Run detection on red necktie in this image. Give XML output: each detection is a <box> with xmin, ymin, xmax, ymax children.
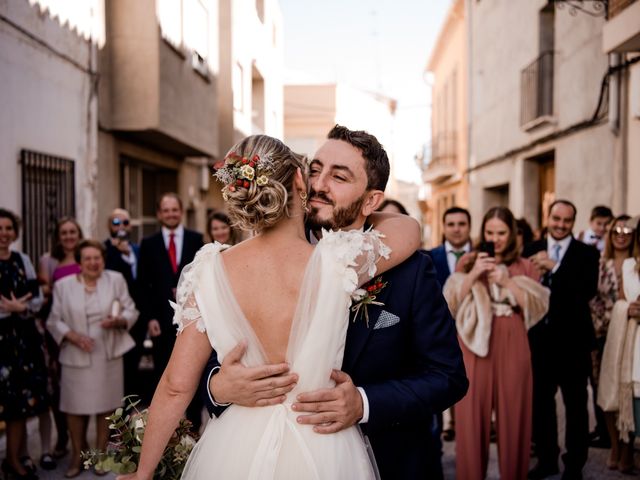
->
<box><xmin>168</xmin><ymin>232</ymin><xmax>177</xmax><ymax>274</ymax></box>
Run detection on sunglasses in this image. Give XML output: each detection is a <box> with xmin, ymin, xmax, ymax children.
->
<box><xmin>612</xmin><ymin>226</ymin><xmax>634</xmax><ymax>236</ymax></box>
<box><xmin>111</xmin><ymin>218</ymin><xmax>130</xmax><ymax>226</ymax></box>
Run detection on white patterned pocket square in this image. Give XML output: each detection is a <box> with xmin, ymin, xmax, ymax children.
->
<box><xmin>373</xmin><ymin>310</ymin><xmax>400</xmax><ymax>330</ymax></box>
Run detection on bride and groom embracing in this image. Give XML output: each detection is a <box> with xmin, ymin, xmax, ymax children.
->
<box><xmin>118</xmin><ymin>125</ymin><xmax>468</xmax><ymax>480</ymax></box>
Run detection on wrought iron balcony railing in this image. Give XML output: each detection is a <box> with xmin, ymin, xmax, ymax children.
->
<box><xmin>520</xmin><ymin>51</ymin><xmax>554</xmax><ymax>127</ymax></box>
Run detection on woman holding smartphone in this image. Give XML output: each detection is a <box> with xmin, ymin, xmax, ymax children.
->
<box><xmin>443</xmin><ymin>206</ymin><xmax>550</xmax><ymax>480</ymax></box>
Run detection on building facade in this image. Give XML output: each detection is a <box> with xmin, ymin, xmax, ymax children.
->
<box><xmin>423</xmin><ymin>0</ymin><xmax>468</xmax><ymax>247</ymax></box>
<box><xmin>1</xmin><ymin>0</ymin><xmax>284</xmax><ymax>260</ymax></box>
<box><xmin>467</xmin><ymin>0</ymin><xmax>623</xmax><ymax>234</ymax></box>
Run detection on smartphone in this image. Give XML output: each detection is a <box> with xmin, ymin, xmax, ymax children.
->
<box><xmin>478</xmin><ymin>241</ymin><xmax>495</xmax><ymax>257</ymax></box>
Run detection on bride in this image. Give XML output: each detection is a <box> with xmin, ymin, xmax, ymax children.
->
<box><xmin>118</xmin><ymin>135</ymin><xmax>418</xmax><ymax>479</ymax></box>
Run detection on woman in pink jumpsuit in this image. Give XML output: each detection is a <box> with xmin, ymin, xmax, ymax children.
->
<box><xmin>444</xmin><ymin>207</ymin><xmax>550</xmax><ymax>480</ymax></box>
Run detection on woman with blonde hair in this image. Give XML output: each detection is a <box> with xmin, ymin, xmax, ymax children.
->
<box><xmin>116</xmin><ymin>134</ymin><xmax>421</xmax><ymax>480</ymax></box>
<box><xmin>598</xmin><ymin>215</ymin><xmax>640</xmax><ymax>473</ymax></box>
<box><xmin>444</xmin><ymin>206</ymin><xmax>549</xmax><ymax>480</ymax></box>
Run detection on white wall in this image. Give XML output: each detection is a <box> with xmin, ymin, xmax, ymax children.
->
<box><xmin>0</xmin><ymin>0</ymin><xmax>99</xmax><ymax>239</ymax></box>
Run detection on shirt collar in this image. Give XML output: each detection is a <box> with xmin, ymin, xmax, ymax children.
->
<box><xmin>444</xmin><ymin>240</ymin><xmax>471</xmax><ymax>253</ymax></box>
<box><xmin>162</xmin><ymin>224</ymin><xmax>184</xmax><ymax>238</ymax></box>
<box><xmin>548</xmin><ymin>234</ymin><xmax>572</xmax><ymax>251</ymax></box>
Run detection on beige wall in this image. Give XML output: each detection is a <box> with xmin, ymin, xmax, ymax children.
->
<box><xmin>468</xmin><ymin>0</ymin><xmax>619</xmax><ymax>235</ymax></box>
<box><xmin>627</xmin><ymin>62</ymin><xmax>640</xmax><ymax>215</ymax></box>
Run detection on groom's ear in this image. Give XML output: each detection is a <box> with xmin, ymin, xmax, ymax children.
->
<box><xmin>361</xmin><ymin>190</ymin><xmax>385</xmax><ymax>217</ymax></box>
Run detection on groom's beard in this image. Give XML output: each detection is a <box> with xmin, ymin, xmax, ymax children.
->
<box><xmin>307</xmin><ymin>190</ymin><xmax>366</xmax><ymax>230</ymax></box>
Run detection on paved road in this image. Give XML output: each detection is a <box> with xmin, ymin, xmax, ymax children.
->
<box><xmin>2</xmin><ymin>397</ymin><xmax>638</xmax><ymax>479</ymax></box>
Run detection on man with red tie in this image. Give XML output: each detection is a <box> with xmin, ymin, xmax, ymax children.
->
<box><xmin>138</xmin><ymin>192</ymin><xmax>204</xmax><ymax>428</ymax></box>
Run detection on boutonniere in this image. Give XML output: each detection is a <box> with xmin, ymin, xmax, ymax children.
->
<box><xmin>351</xmin><ymin>276</ymin><xmax>388</xmax><ymax>328</ymax></box>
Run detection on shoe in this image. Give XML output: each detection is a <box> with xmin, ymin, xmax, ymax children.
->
<box><xmin>588</xmin><ymin>433</ymin><xmax>611</xmax><ymax>449</ymax></box>
<box><xmin>560</xmin><ymin>469</ymin><xmax>582</xmax><ymax>480</ymax></box>
<box><xmin>19</xmin><ymin>457</ymin><xmax>36</xmax><ymax>473</ymax></box>
<box><xmin>1</xmin><ymin>459</ymin><xmax>39</xmax><ymax>479</ymax></box>
<box><xmin>528</xmin><ymin>462</ymin><xmax>559</xmax><ymax>479</ymax></box>
<box><xmin>442</xmin><ymin>428</ymin><xmax>455</xmax><ymax>442</ymax></box>
<box><xmin>38</xmin><ymin>454</ymin><xmax>56</xmax><ymax>471</ymax></box>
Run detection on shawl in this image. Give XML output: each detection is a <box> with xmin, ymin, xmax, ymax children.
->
<box><xmin>443</xmin><ymin>265</ymin><xmax>550</xmax><ymax>357</ymax></box>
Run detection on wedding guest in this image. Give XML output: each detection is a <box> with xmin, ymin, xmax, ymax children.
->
<box><xmin>37</xmin><ymin>217</ymin><xmax>84</xmax><ymax>462</ymax></box>
<box><xmin>377</xmin><ymin>199</ymin><xmax>409</xmax><ymax>215</ymax></box>
<box><xmin>516</xmin><ymin>217</ymin><xmax>534</xmax><ymax>254</ymax></box>
<box><xmin>589</xmin><ymin>215</ymin><xmax>633</xmax><ymax>456</ymax></box>
<box><xmin>578</xmin><ymin>205</ymin><xmax>613</xmax><ymax>253</ymax></box>
<box><xmin>444</xmin><ymin>206</ymin><xmax>549</xmax><ymax>480</ymax></box>
<box><xmin>0</xmin><ymin>208</ymin><xmax>48</xmax><ymax>480</ymax></box>
<box><xmin>207</xmin><ymin>211</ymin><xmax>238</xmax><ymax>245</ymax></box>
<box><xmin>598</xmin><ymin>215</ymin><xmax>639</xmax><ymax>473</ymax></box>
<box><xmin>104</xmin><ymin>208</ymin><xmax>143</xmax><ymax>397</ymax></box>
<box><xmin>47</xmin><ymin>240</ymin><xmax>138</xmax><ymax>478</ymax></box>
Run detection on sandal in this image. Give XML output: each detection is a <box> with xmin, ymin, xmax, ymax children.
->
<box><xmin>39</xmin><ymin>453</ymin><xmax>57</xmax><ymax>471</ymax></box>
<box><xmin>52</xmin><ymin>445</ymin><xmax>69</xmax><ymax>459</ymax></box>
<box><xmin>19</xmin><ymin>456</ymin><xmax>36</xmax><ymax>473</ymax></box>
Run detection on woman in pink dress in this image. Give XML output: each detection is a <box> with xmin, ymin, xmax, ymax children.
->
<box><xmin>444</xmin><ymin>207</ymin><xmax>550</xmax><ymax>480</ymax></box>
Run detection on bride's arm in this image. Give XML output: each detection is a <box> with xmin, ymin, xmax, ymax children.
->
<box><xmin>117</xmin><ymin>324</ymin><xmax>212</xmax><ymax>480</ymax></box>
<box><xmin>365</xmin><ymin>211</ymin><xmax>421</xmax><ymax>276</ymax></box>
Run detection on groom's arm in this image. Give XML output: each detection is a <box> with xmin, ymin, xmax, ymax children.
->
<box><xmin>201</xmin><ymin>341</ymin><xmax>298</xmax><ymax>417</ymax></box>
<box><xmin>294</xmin><ymin>253</ymin><xmax>469</xmax><ymax>432</ymax></box>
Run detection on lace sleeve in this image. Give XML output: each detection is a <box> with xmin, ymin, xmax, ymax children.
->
<box><xmin>170</xmin><ymin>293</ymin><xmax>205</xmax><ymax>334</ymax></box>
<box><xmin>169</xmin><ymin>243</ymin><xmax>223</xmax><ymax>334</ymax></box>
<box><xmin>319</xmin><ymin>228</ymin><xmax>391</xmax><ymax>294</ymax></box>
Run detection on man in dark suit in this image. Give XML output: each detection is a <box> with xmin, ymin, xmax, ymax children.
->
<box><xmin>524</xmin><ymin>199</ymin><xmax>599</xmax><ymax>480</ymax></box>
<box><xmin>426</xmin><ymin>206</ymin><xmax>471</xmax><ymax>444</ymax></box>
<box><xmin>103</xmin><ymin>208</ymin><xmax>142</xmax><ymax>397</ymax></box>
<box><xmin>137</xmin><ymin>192</ymin><xmax>204</xmax><ymax>429</ymax></box>
<box><xmin>201</xmin><ymin>125</ymin><xmax>468</xmax><ymax>479</ymax></box>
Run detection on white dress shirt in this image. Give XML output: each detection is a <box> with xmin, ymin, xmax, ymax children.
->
<box><xmin>444</xmin><ymin>240</ymin><xmax>471</xmax><ymax>274</ymax></box>
<box><xmin>162</xmin><ymin>224</ymin><xmax>184</xmax><ymax>266</ymax></box>
<box><xmin>581</xmin><ymin>227</ymin><xmax>605</xmax><ymax>253</ymax></box>
<box><xmin>547</xmin><ymin>235</ymin><xmax>572</xmax><ymax>274</ymax></box>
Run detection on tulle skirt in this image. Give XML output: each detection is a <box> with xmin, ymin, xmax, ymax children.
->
<box><xmin>181</xmin><ymin>403</ymin><xmax>377</xmax><ymax>479</ymax></box>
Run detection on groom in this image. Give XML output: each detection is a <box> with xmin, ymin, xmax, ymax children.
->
<box><xmin>201</xmin><ymin>125</ymin><xmax>468</xmax><ymax>479</ymax></box>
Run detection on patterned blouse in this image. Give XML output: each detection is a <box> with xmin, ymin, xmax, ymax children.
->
<box><xmin>590</xmin><ymin>258</ymin><xmax>621</xmax><ymax>338</ymax></box>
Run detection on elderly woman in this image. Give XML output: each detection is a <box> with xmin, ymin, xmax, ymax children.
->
<box><xmin>444</xmin><ymin>206</ymin><xmax>549</xmax><ymax>480</ymax></box>
<box><xmin>598</xmin><ymin>216</ymin><xmax>640</xmax><ymax>473</ymax></box>
<box><xmin>0</xmin><ymin>208</ymin><xmax>47</xmax><ymax>480</ymax></box>
<box><xmin>47</xmin><ymin>239</ymin><xmax>138</xmax><ymax>478</ymax></box>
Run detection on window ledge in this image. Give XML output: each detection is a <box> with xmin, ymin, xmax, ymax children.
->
<box><xmin>521</xmin><ymin>115</ymin><xmax>556</xmax><ymax>132</ymax></box>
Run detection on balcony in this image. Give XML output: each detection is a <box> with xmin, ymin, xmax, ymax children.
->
<box><xmin>603</xmin><ymin>0</ymin><xmax>640</xmax><ymax>52</ymax></box>
<box><xmin>102</xmin><ymin>0</ymin><xmax>218</xmax><ymax>157</ymax></box>
<box><xmin>423</xmin><ymin>132</ymin><xmax>458</xmax><ymax>184</ymax></box>
<box><xmin>520</xmin><ymin>51</ymin><xmax>554</xmax><ymax>130</ymax></box>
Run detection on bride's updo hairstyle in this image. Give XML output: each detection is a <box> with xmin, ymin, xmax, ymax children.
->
<box><xmin>215</xmin><ymin>135</ymin><xmax>307</xmax><ymax>232</ymax></box>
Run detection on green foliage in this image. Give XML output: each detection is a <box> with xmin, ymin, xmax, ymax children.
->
<box><xmin>81</xmin><ymin>395</ymin><xmax>197</xmax><ymax>480</ymax></box>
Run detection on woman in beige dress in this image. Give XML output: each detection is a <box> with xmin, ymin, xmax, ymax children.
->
<box><xmin>47</xmin><ymin>239</ymin><xmax>138</xmax><ymax>477</ymax></box>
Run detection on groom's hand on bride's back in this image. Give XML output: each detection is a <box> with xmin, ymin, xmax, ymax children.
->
<box><xmin>292</xmin><ymin>370</ymin><xmax>363</xmax><ymax>434</ymax></box>
<box><xmin>210</xmin><ymin>341</ymin><xmax>299</xmax><ymax>407</ymax></box>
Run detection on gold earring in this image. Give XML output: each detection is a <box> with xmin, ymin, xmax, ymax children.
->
<box><xmin>299</xmin><ymin>191</ymin><xmax>308</xmax><ymax>212</ymax></box>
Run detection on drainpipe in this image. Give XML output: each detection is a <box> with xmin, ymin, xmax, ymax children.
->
<box><xmin>609</xmin><ymin>53</ymin><xmax>620</xmax><ymax>134</ymax></box>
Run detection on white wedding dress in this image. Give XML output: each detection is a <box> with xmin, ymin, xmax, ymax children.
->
<box><xmin>172</xmin><ymin>230</ymin><xmax>389</xmax><ymax>480</ymax></box>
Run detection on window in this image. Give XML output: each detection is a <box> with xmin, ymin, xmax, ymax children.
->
<box><xmin>120</xmin><ymin>156</ymin><xmax>178</xmax><ymax>242</ymax></box>
<box><xmin>184</xmin><ymin>0</ymin><xmax>209</xmax><ymax>61</ymax></box>
<box><xmin>256</xmin><ymin>0</ymin><xmax>265</xmax><ymax>23</ymax></box>
<box><xmin>157</xmin><ymin>0</ymin><xmax>183</xmax><ymax>48</ymax></box>
<box><xmin>20</xmin><ymin>150</ymin><xmax>75</xmax><ymax>262</ymax></box>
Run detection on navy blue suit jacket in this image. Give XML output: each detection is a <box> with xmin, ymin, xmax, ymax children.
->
<box><xmin>426</xmin><ymin>244</ymin><xmax>451</xmax><ymax>289</ymax></box>
<box><xmin>201</xmin><ymin>251</ymin><xmax>468</xmax><ymax>479</ymax></box>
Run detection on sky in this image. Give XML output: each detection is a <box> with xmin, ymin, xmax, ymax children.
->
<box><xmin>279</xmin><ymin>0</ymin><xmax>452</xmax><ymax>183</ymax></box>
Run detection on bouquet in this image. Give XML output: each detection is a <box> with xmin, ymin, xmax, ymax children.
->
<box><xmin>82</xmin><ymin>396</ymin><xmax>197</xmax><ymax>479</ymax></box>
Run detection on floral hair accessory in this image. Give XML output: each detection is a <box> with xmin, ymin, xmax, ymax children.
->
<box><xmin>214</xmin><ymin>152</ymin><xmax>276</xmax><ymax>200</ymax></box>
<box><xmin>351</xmin><ymin>276</ymin><xmax>388</xmax><ymax>327</ymax></box>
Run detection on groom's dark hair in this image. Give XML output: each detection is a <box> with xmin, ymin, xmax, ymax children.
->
<box><xmin>327</xmin><ymin>125</ymin><xmax>390</xmax><ymax>192</ymax></box>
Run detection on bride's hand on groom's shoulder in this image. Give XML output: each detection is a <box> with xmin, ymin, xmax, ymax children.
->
<box><xmin>211</xmin><ymin>341</ymin><xmax>299</xmax><ymax>407</ymax></box>
<box><xmin>292</xmin><ymin>370</ymin><xmax>363</xmax><ymax>434</ymax></box>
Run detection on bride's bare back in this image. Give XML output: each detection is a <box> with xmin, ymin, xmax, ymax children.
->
<box><xmin>221</xmin><ymin>236</ymin><xmax>314</xmax><ymax>363</ymax></box>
